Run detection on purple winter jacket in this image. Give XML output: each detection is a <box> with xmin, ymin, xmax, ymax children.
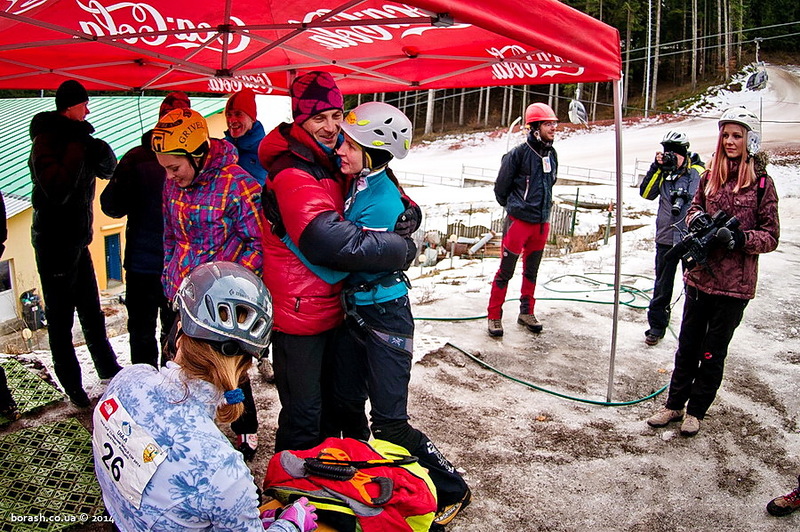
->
<box><xmin>684</xmin><ymin>160</ymin><xmax>779</xmax><ymax>300</ymax></box>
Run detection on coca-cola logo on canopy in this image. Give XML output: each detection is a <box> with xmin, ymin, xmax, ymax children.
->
<box><xmin>5</xmin><ymin>0</ymin><xmax>49</xmax><ymax>15</ymax></box>
<box><xmin>76</xmin><ymin>0</ymin><xmax>251</xmax><ymax>53</ymax></box>
<box><xmin>487</xmin><ymin>45</ymin><xmax>585</xmax><ymax>80</ymax></box>
<box><xmin>292</xmin><ymin>5</ymin><xmax>470</xmax><ymax>51</ymax></box>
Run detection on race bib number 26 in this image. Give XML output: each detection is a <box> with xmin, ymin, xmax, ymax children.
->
<box><xmin>92</xmin><ymin>396</ymin><xmax>167</xmax><ymax>509</ymax></box>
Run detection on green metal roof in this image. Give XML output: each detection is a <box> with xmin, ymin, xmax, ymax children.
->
<box><xmin>0</xmin><ymin>96</ymin><xmax>227</xmax><ymax>203</ymax></box>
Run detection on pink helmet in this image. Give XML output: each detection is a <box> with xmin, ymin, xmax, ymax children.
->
<box><xmin>525</xmin><ymin>103</ymin><xmax>557</xmax><ymax>125</ymax></box>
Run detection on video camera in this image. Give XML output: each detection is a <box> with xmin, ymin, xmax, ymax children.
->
<box><xmin>665</xmin><ymin>210</ymin><xmax>740</xmax><ymax>270</ymax></box>
<box><xmin>670</xmin><ymin>187</ymin><xmax>690</xmax><ymax>216</ymax></box>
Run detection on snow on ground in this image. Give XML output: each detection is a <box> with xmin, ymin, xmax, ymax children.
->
<box><xmin>4</xmin><ymin>63</ymin><xmax>800</xmax><ymax>531</ymax></box>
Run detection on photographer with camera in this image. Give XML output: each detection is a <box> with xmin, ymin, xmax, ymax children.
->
<box><xmin>639</xmin><ymin>131</ymin><xmax>703</xmax><ymax>346</ymax></box>
<box><xmin>647</xmin><ymin>107</ymin><xmax>779</xmax><ymax>437</ymax></box>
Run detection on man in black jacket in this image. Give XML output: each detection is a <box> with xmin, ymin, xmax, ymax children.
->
<box><xmin>638</xmin><ymin>130</ymin><xmax>702</xmax><ymax>346</ymax></box>
<box><xmin>29</xmin><ymin>79</ymin><xmax>122</xmax><ymax>407</ymax></box>
<box><xmin>488</xmin><ymin>103</ymin><xmax>558</xmax><ymax>337</ymax></box>
<box><xmin>101</xmin><ymin>92</ymin><xmax>190</xmax><ymax>367</ymax></box>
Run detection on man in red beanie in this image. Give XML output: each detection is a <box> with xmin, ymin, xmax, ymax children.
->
<box><xmin>224</xmin><ymin>88</ymin><xmax>267</xmax><ymax>186</ymax></box>
<box><xmin>100</xmin><ymin>92</ymin><xmax>190</xmax><ymax>369</ymax></box>
<box><xmin>29</xmin><ymin>79</ymin><xmax>122</xmax><ymax>407</ymax></box>
<box><xmin>258</xmin><ymin>71</ymin><xmax>419</xmax><ymax>452</ymax></box>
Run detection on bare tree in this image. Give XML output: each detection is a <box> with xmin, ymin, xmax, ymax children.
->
<box><xmin>459</xmin><ymin>89</ymin><xmax>466</xmax><ymax>126</ymax></box>
<box><xmin>723</xmin><ymin>0</ymin><xmax>730</xmax><ymax>79</ymax></box>
<box><xmin>650</xmin><ymin>0</ymin><xmax>662</xmax><ymax>111</ymax></box>
<box><xmin>716</xmin><ymin>0</ymin><xmax>723</xmax><ymax>74</ymax></box>
<box><xmin>484</xmin><ymin>87</ymin><xmax>491</xmax><ymax>126</ymax></box>
<box><xmin>691</xmin><ymin>0</ymin><xmax>698</xmax><ymax>89</ymax></box>
<box><xmin>501</xmin><ymin>87</ymin><xmax>508</xmax><ymax>126</ymax></box>
<box><xmin>477</xmin><ymin>87</ymin><xmax>484</xmax><ymax>125</ymax></box>
<box><xmin>424</xmin><ymin>89</ymin><xmax>435</xmax><ymax>135</ymax></box>
<box><xmin>623</xmin><ymin>3</ymin><xmax>633</xmax><ymax>112</ymax></box>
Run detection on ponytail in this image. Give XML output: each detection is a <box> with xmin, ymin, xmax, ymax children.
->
<box><xmin>174</xmin><ymin>335</ymin><xmax>252</xmax><ymax>423</ymax></box>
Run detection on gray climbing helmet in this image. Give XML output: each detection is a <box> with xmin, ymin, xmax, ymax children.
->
<box><xmin>174</xmin><ymin>262</ymin><xmax>273</xmax><ymax>357</ymax></box>
<box><xmin>341</xmin><ymin>101</ymin><xmax>413</xmax><ymax>160</ymax></box>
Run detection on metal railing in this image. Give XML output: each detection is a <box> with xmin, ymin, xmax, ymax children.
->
<box><xmin>398</xmin><ymin>164</ymin><xmax>636</xmax><ymax>188</ymax></box>
<box><xmin>394</xmin><ymin>170</ymin><xmax>464</xmax><ymax>187</ymax></box>
<box><xmin>461</xmin><ymin>164</ymin><xmax>636</xmax><ymax>186</ymax></box>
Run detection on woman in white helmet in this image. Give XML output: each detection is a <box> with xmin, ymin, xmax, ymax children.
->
<box><xmin>92</xmin><ymin>261</ymin><xmax>318</xmax><ymax>531</ymax></box>
<box><xmin>647</xmin><ymin>107</ymin><xmax>779</xmax><ymax>437</ymax></box>
<box><xmin>331</xmin><ymin>102</ymin><xmax>471</xmax><ymax>526</ymax></box>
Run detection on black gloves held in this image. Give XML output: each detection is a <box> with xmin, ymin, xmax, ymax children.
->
<box><xmin>395</xmin><ymin>194</ymin><xmax>422</xmax><ymax>237</ymax></box>
<box><xmin>730</xmin><ymin>228</ymin><xmax>746</xmax><ymax>250</ymax></box>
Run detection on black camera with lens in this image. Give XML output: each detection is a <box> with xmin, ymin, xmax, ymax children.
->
<box><xmin>660</xmin><ymin>151</ymin><xmax>679</xmax><ymax>172</ymax></box>
<box><xmin>670</xmin><ymin>187</ymin><xmax>690</xmax><ymax>216</ymax></box>
<box><xmin>665</xmin><ymin>210</ymin><xmax>740</xmax><ymax>271</ymax></box>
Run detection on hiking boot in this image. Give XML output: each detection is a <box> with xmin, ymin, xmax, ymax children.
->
<box><xmin>646</xmin><ymin>407</ymin><xmax>684</xmax><ymax>427</ymax></box>
<box><xmin>644</xmin><ymin>330</ymin><xmax>663</xmax><ymax>346</ymax></box>
<box><xmin>680</xmin><ymin>414</ymin><xmax>700</xmax><ymax>437</ymax></box>
<box><xmin>433</xmin><ymin>487</ymin><xmax>472</xmax><ymax>526</ymax></box>
<box><xmin>767</xmin><ymin>475</ymin><xmax>800</xmax><ymax>516</ymax></box>
<box><xmin>67</xmin><ymin>389</ymin><xmax>91</xmax><ymax>409</ymax></box>
<box><xmin>517</xmin><ymin>313</ymin><xmax>543</xmax><ymax>333</ymax></box>
<box><xmin>236</xmin><ymin>433</ymin><xmax>258</xmax><ymax>461</ymax></box>
<box><xmin>487</xmin><ymin>319</ymin><xmax>504</xmax><ymax>337</ymax></box>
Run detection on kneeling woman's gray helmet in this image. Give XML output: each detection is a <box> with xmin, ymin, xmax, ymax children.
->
<box><xmin>174</xmin><ymin>262</ymin><xmax>272</xmax><ymax>357</ymax></box>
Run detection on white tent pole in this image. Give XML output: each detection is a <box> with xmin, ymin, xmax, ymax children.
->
<box><xmin>606</xmin><ymin>77</ymin><xmax>624</xmax><ymax>403</ymax></box>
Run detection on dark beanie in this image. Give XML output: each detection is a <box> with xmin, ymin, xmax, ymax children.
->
<box><xmin>55</xmin><ymin>80</ymin><xmax>89</xmax><ymax>111</ymax></box>
<box><xmin>226</xmin><ymin>88</ymin><xmax>257</xmax><ymax>121</ymax></box>
<box><xmin>290</xmin><ymin>71</ymin><xmax>344</xmax><ymax>125</ymax></box>
<box><xmin>160</xmin><ymin>91</ymin><xmax>191</xmax><ymax>117</ymax></box>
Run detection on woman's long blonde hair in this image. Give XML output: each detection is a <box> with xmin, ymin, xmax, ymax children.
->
<box><xmin>705</xmin><ymin>123</ymin><xmax>756</xmax><ymax>196</ymax></box>
<box><xmin>174</xmin><ymin>335</ymin><xmax>252</xmax><ymax>423</ymax></box>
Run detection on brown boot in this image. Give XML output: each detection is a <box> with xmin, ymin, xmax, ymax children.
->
<box><xmin>517</xmin><ymin>313</ymin><xmax>543</xmax><ymax>333</ymax></box>
<box><xmin>487</xmin><ymin>319</ymin><xmax>503</xmax><ymax>337</ymax></box>
<box><xmin>646</xmin><ymin>407</ymin><xmax>684</xmax><ymax>428</ymax></box>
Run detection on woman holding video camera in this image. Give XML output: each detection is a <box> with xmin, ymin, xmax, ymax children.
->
<box><xmin>647</xmin><ymin>107</ymin><xmax>779</xmax><ymax>437</ymax></box>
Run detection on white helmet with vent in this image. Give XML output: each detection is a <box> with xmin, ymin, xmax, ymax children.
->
<box><xmin>341</xmin><ymin>102</ymin><xmax>413</xmax><ymax>160</ymax></box>
<box><xmin>719</xmin><ymin>106</ymin><xmax>762</xmax><ymax>155</ymax></box>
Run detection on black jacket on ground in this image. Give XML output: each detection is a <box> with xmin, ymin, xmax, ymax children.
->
<box><xmin>28</xmin><ymin>111</ymin><xmax>116</xmax><ymax>254</ymax></box>
<box><xmin>100</xmin><ymin>131</ymin><xmax>165</xmax><ymax>275</ymax></box>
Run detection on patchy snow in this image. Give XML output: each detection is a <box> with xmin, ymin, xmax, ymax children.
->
<box><xmin>3</xmin><ymin>63</ymin><xmax>800</xmax><ymax>531</ymax></box>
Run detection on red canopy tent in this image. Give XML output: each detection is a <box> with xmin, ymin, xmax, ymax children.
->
<box><xmin>0</xmin><ymin>0</ymin><xmax>630</xmax><ymax>402</ymax></box>
<box><xmin>0</xmin><ymin>0</ymin><xmax>620</xmax><ymax>93</ymax></box>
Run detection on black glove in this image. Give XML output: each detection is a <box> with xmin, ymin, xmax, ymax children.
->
<box><xmin>402</xmin><ymin>237</ymin><xmax>418</xmax><ymax>271</ymax></box>
<box><xmin>730</xmin><ymin>228</ymin><xmax>746</xmax><ymax>250</ymax></box>
<box><xmin>395</xmin><ymin>194</ymin><xmax>422</xmax><ymax>237</ymax></box>
<box><xmin>688</xmin><ymin>212</ymin><xmax>711</xmax><ymax>234</ymax></box>
<box><xmin>262</xmin><ymin>189</ymin><xmax>286</xmax><ymax>238</ymax></box>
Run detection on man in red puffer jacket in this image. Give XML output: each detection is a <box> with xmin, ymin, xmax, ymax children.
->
<box><xmin>258</xmin><ymin>72</ymin><xmax>418</xmax><ymax>452</ymax></box>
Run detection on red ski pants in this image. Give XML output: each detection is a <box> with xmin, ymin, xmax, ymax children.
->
<box><xmin>487</xmin><ymin>216</ymin><xmax>549</xmax><ymax>320</ymax></box>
